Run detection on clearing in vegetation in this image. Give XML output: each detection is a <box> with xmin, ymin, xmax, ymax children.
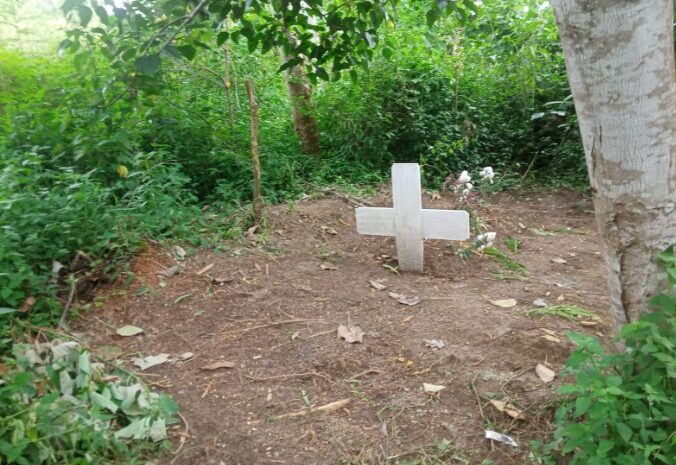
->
<box><xmin>74</xmin><ymin>189</ymin><xmax>611</xmax><ymax>464</ymax></box>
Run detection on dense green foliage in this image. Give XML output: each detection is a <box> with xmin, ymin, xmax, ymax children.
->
<box><xmin>0</xmin><ymin>0</ymin><xmax>584</xmax><ymax>319</ymax></box>
<box><xmin>0</xmin><ymin>336</ymin><xmax>177</xmax><ymax>464</ymax></box>
<box><xmin>533</xmin><ymin>249</ymin><xmax>676</xmax><ymax>465</ymax></box>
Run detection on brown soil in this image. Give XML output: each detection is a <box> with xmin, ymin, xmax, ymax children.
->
<box><xmin>76</xmin><ymin>188</ymin><xmax>611</xmax><ymax>465</ymax></box>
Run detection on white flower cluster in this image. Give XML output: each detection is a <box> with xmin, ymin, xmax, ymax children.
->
<box><xmin>476</xmin><ymin>231</ymin><xmax>496</xmax><ymax>251</ymax></box>
<box><xmin>455</xmin><ymin>170</ymin><xmax>473</xmax><ymax>201</ymax></box>
<box><xmin>479</xmin><ymin>166</ymin><xmax>495</xmax><ymax>184</ymax></box>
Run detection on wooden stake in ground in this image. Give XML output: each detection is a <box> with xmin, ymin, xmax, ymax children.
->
<box><xmin>245</xmin><ymin>80</ymin><xmax>263</xmax><ymax>219</ymax></box>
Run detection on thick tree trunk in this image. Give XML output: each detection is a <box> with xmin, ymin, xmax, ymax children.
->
<box><xmin>280</xmin><ymin>55</ymin><xmax>322</xmax><ymax>156</ymax></box>
<box><xmin>552</xmin><ymin>0</ymin><xmax>675</xmax><ymax>333</ymax></box>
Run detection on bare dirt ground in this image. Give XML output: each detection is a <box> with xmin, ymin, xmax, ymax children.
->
<box><xmin>76</xmin><ymin>188</ymin><xmax>611</xmax><ymax>465</ymax></box>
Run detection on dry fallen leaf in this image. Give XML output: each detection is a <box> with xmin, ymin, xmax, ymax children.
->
<box><xmin>116</xmin><ymin>325</ymin><xmax>144</xmax><ymax>337</ymax></box>
<box><xmin>490</xmin><ymin>298</ymin><xmax>517</xmax><ymax>308</ymax></box>
<box><xmin>532</xmin><ymin>298</ymin><xmax>548</xmax><ymax>308</ymax></box>
<box><xmin>424</xmin><ymin>339</ymin><xmax>446</xmax><ymax>349</ymax></box>
<box><xmin>197</xmin><ymin>263</ymin><xmax>214</xmax><ymax>275</ymax></box>
<box><xmin>171</xmin><ymin>245</ymin><xmax>187</xmax><ymax>260</ymax></box>
<box><xmin>536</xmin><ymin>364</ymin><xmax>556</xmax><ymax>383</ymax></box>
<box><xmin>245</xmin><ymin>225</ymin><xmax>259</xmax><ymax>240</ymax></box>
<box><xmin>133</xmin><ymin>354</ymin><xmax>170</xmax><ymax>371</ymax></box>
<box><xmin>541</xmin><ymin>334</ymin><xmax>561</xmax><ymax>343</ymax></box>
<box><xmin>212</xmin><ymin>276</ymin><xmax>234</xmax><ymax>285</ymax></box>
<box><xmin>551</xmin><ymin>257</ymin><xmax>568</xmax><ymax>264</ymax></box>
<box><xmin>156</xmin><ymin>265</ymin><xmax>180</xmax><ymax>278</ymax></box>
<box><xmin>201</xmin><ymin>361</ymin><xmax>236</xmax><ymax>371</ymax></box>
<box><xmin>320</xmin><ymin>262</ymin><xmax>338</xmax><ymax>271</ymax></box>
<box><xmin>321</xmin><ymin>226</ymin><xmax>338</xmax><ymax>235</ymax></box>
<box><xmin>337</xmin><ymin>324</ymin><xmax>365</xmax><ymax>343</ymax></box>
<box><xmin>369</xmin><ymin>279</ymin><xmax>387</xmax><ymax>291</ymax></box>
<box><xmin>489</xmin><ymin>400</ymin><xmax>528</xmax><ymax>420</ymax></box>
<box><xmin>173</xmin><ymin>352</ymin><xmax>195</xmax><ymax>362</ymax></box>
<box><xmin>18</xmin><ymin>296</ymin><xmax>36</xmax><ymax>313</ymax></box>
<box><xmin>580</xmin><ymin>320</ymin><xmax>598</xmax><ymax>326</ymax></box>
<box><xmin>423</xmin><ymin>383</ymin><xmax>446</xmax><ymax>394</ymax></box>
<box><xmin>389</xmin><ymin>292</ymin><xmax>421</xmax><ymax>306</ymax></box>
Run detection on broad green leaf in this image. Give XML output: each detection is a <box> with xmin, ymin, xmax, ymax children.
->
<box><xmin>149</xmin><ymin>417</ymin><xmax>167</xmax><ymax>442</ymax></box>
<box><xmin>94</xmin><ymin>5</ymin><xmax>109</xmax><ymax>25</ymax></box>
<box><xmin>114</xmin><ymin>417</ymin><xmax>151</xmax><ymax>440</ymax></box>
<box><xmin>217</xmin><ymin>31</ymin><xmax>229</xmax><ymax>46</ymax></box>
<box><xmin>77</xmin><ymin>5</ymin><xmax>92</xmax><ymax>27</ymax></box>
<box><xmin>176</xmin><ymin>45</ymin><xmax>196</xmax><ymax>60</ymax></box>
<box><xmin>91</xmin><ymin>390</ymin><xmax>119</xmax><ymax>413</ymax></box>
<box><xmin>134</xmin><ymin>55</ymin><xmax>161</xmax><ymax>76</ymax></box>
<box><xmin>574</xmin><ymin>396</ymin><xmax>592</xmax><ymax>417</ymax></box>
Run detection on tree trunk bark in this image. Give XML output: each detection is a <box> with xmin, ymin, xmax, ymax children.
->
<box><xmin>245</xmin><ymin>80</ymin><xmax>263</xmax><ymax>220</ymax></box>
<box><xmin>280</xmin><ymin>54</ymin><xmax>322</xmax><ymax>156</ymax></box>
<box><xmin>551</xmin><ymin>0</ymin><xmax>675</xmax><ymax>333</ymax></box>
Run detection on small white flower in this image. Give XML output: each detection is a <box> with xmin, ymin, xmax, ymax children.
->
<box><xmin>465</xmin><ymin>182</ymin><xmax>473</xmax><ymax>191</ymax></box>
<box><xmin>479</xmin><ymin>167</ymin><xmax>495</xmax><ymax>184</ymax></box>
<box><xmin>457</xmin><ymin>170</ymin><xmax>472</xmax><ymax>184</ymax></box>
<box><xmin>476</xmin><ymin>232</ymin><xmax>496</xmax><ymax>250</ymax></box>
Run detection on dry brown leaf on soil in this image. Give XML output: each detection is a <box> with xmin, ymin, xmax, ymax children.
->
<box><xmin>201</xmin><ymin>361</ymin><xmax>236</xmax><ymax>371</ymax></box>
<box><xmin>321</xmin><ymin>226</ymin><xmax>338</xmax><ymax>235</ymax></box>
<box><xmin>337</xmin><ymin>324</ymin><xmax>364</xmax><ymax>343</ymax></box>
<box><xmin>551</xmin><ymin>257</ymin><xmax>568</xmax><ymax>264</ymax></box>
<box><xmin>265</xmin><ymin>398</ymin><xmax>350</xmax><ymax>422</ymax></box>
<box><xmin>423</xmin><ymin>383</ymin><xmax>446</xmax><ymax>394</ymax></box>
<box><xmin>536</xmin><ymin>364</ymin><xmax>556</xmax><ymax>383</ymax></box>
<box><xmin>320</xmin><ymin>262</ymin><xmax>338</xmax><ymax>271</ymax></box>
<box><xmin>18</xmin><ymin>296</ymin><xmax>36</xmax><ymax>313</ymax></box>
<box><xmin>245</xmin><ymin>225</ymin><xmax>259</xmax><ymax>240</ymax></box>
<box><xmin>133</xmin><ymin>354</ymin><xmax>170</xmax><ymax>371</ymax></box>
<box><xmin>489</xmin><ymin>400</ymin><xmax>528</xmax><ymax>420</ymax></box>
<box><xmin>389</xmin><ymin>292</ymin><xmax>421</xmax><ymax>306</ymax></box>
<box><xmin>580</xmin><ymin>320</ymin><xmax>598</xmax><ymax>326</ymax></box>
<box><xmin>116</xmin><ymin>325</ymin><xmax>144</xmax><ymax>337</ymax></box>
<box><xmin>196</xmin><ymin>263</ymin><xmax>214</xmax><ymax>275</ymax></box>
<box><xmin>212</xmin><ymin>276</ymin><xmax>234</xmax><ymax>284</ymax></box>
<box><xmin>156</xmin><ymin>265</ymin><xmax>180</xmax><ymax>278</ymax></box>
<box><xmin>369</xmin><ymin>279</ymin><xmax>387</xmax><ymax>291</ymax></box>
<box><xmin>541</xmin><ymin>334</ymin><xmax>561</xmax><ymax>343</ymax></box>
<box><xmin>490</xmin><ymin>298</ymin><xmax>517</xmax><ymax>308</ymax></box>
<box><xmin>171</xmin><ymin>245</ymin><xmax>187</xmax><ymax>260</ymax></box>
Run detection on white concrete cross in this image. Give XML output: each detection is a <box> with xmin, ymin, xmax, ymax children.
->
<box><xmin>355</xmin><ymin>163</ymin><xmax>470</xmax><ymax>272</ymax></box>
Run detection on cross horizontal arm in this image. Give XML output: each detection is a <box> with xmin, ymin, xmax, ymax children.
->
<box><xmin>356</xmin><ymin>207</ymin><xmax>470</xmax><ymax>241</ymax></box>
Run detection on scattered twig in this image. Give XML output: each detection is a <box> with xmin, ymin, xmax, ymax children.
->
<box><xmin>250</xmin><ymin>398</ymin><xmax>350</xmax><ymax>424</ymax></box>
<box><xmin>245</xmin><ymin>371</ymin><xmax>332</xmax><ymax>383</ymax></box>
<box><xmin>470</xmin><ymin>373</ymin><xmax>486</xmax><ymax>421</ymax></box>
<box><xmin>221</xmin><ymin>318</ymin><xmax>325</xmax><ymax>337</ymax></box>
<box><xmin>57</xmin><ymin>278</ymin><xmax>78</xmax><ymax>330</ymax></box>
<box><xmin>345</xmin><ymin>369</ymin><xmax>383</xmax><ymax>381</ymax></box>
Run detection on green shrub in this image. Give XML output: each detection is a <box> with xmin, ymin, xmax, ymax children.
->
<box><xmin>0</xmin><ymin>149</ymin><xmax>202</xmax><ymax>315</ymax></box>
<box><xmin>533</xmin><ymin>248</ymin><xmax>675</xmax><ymax>464</ymax></box>
<box><xmin>0</xmin><ymin>337</ymin><xmax>177</xmax><ymax>464</ymax></box>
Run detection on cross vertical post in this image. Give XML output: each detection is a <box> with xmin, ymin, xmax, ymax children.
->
<box><xmin>392</xmin><ymin>164</ymin><xmax>424</xmax><ymax>272</ymax></box>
